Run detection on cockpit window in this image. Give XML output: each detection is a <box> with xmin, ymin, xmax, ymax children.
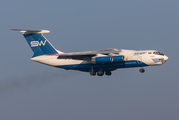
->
<box><xmin>153</xmin><ymin>51</ymin><xmax>164</xmax><ymax>55</ymax></box>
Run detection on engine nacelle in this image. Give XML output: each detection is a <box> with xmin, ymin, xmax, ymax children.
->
<box><xmin>95</xmin><ymin>56</ymin><xmax>112</xmax><ymax>63</ymax></box>
<box><xmin>112</xmin><ymin>55</ymin><xmax>124</xmax><ymax>62</ymax></box>
<box><xmin>93</xmin><ymin>55</ymin><xmax>124</xmax><ymax>63</ymax></box>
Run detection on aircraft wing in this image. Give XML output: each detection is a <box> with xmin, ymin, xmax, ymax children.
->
<box><xmin>57</xmin><ymin>49</ymin><xmax>121</xmax><ymax>60</ymax></box>
<box><xmin>58</xmin><ymin>49</ymin><xmax>120</xmax><ymax>56</ymax></box>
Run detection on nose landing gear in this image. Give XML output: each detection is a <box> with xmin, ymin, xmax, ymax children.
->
<box><xmin>139</xmin><ymin>67</ymin><xmax>145</xmax><ymax>73</ymax></box>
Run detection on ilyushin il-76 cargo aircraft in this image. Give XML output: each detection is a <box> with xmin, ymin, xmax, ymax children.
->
<box><xmin>11</xmin><ymin>29</ymin><xmax>168</xmax><ymax>76</ymax></box>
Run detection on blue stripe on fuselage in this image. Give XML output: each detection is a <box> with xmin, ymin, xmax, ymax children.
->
<box><xmin>55</xmin><ymin>60</ymin><xmax>148</xmax><ymax>72</ymax></box>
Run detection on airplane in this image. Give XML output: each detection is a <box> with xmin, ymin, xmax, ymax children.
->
<box><xmin>11</xmin><ymin>29</ymin><xmax>168</xmax><ymax>76</ymax></box>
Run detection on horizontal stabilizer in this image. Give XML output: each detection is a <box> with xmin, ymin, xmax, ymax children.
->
<box><xmin>10</xmin><ymin>29</ymin><xmax>50</xmax><ymax>34</ymax></box>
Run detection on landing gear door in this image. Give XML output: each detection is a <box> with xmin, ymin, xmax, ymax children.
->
<box><xmin>137</xmin><ymin>56</ymin><xmax>142</xmax><ymax>64</ymax></box>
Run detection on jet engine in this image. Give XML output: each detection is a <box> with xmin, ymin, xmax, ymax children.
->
<box><xmin>92</xmin><ymin>55</ymin><xmax>124</xmax><ymax>63</ymax></box>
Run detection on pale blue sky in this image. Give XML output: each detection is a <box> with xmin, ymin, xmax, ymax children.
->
<box><xmin>0</xmin><ymin>0</ymin><xmax>178</xmax><ymax>120</ymax></box>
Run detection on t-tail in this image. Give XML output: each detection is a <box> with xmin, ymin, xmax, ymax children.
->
<box><xmin>10</xmin><ymin>29</ymin><xmax>60</xmax><ymax>57</ymax></box>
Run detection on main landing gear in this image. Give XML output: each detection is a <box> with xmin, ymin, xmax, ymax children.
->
<box><xmin>139</xmin><ymin>67</ymin><xmax>145</xmax><ymax>73</ymax></box>
<box><xmin>105</xmin><ymin>71</ymin><xmax>112</xmax><ymax>76</ymax></box>
<box><xmin>90</xmin><ymin>71</ymin><xmax>96</xmax><ymax>76</ymax></box>
<box><xmin>97</xmin><ymin>71</ymin><xmax>104</xmax><ymax>76</ymax></box>
<box><xmin>90</xmin><ymin>67</ymin><xmax>145</xmax><ymax>76</ymax></box>
<box><xmin>90</xmin><ymin>71</ymin><xmax>112</xmax><ymax>76</ymax></box>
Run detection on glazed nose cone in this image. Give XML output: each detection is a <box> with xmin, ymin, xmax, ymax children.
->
<box><xmin>164</xmin><ymin>55</ymin><xmax>168</xmax><ymax>62</ymax></box>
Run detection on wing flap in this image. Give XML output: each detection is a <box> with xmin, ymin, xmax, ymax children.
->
<box><xmin>57</xmin><ymin>55</ymin><xmax>93</xmax><ymax>61</ymax></box>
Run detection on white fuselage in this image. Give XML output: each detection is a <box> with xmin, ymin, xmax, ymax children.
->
<box><xmin>12</xmin><ymin>29</ymin><xmax>168</xmax><ymax>75</ymax></box>
<box><xmin>31</xmin><ymin>49</ymin><xmax>168</xmax><ymax>72</ymax></box>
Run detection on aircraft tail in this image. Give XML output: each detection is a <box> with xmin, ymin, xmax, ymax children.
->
<box><xmin>11</xmin><ymin>29</ymin><xmax>59</xmax><ymax>57</ymax></box>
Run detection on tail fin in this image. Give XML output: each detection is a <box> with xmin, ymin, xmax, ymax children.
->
<box><xmin>11</xmin><ymin>29</ymin><xmax>59</xmax><ymax>57</ymax></box>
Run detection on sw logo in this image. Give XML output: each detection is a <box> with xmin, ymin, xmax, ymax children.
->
<box><xmin>31</xmin><ymin>40</ymin><xmax>46</xmax><ymax>47</ymax></box>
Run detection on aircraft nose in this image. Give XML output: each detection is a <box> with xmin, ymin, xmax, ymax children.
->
<box><xmin>164</xmin><ymin>55</ymin><xmax>168</xmax><ymax>62</ymax></box>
